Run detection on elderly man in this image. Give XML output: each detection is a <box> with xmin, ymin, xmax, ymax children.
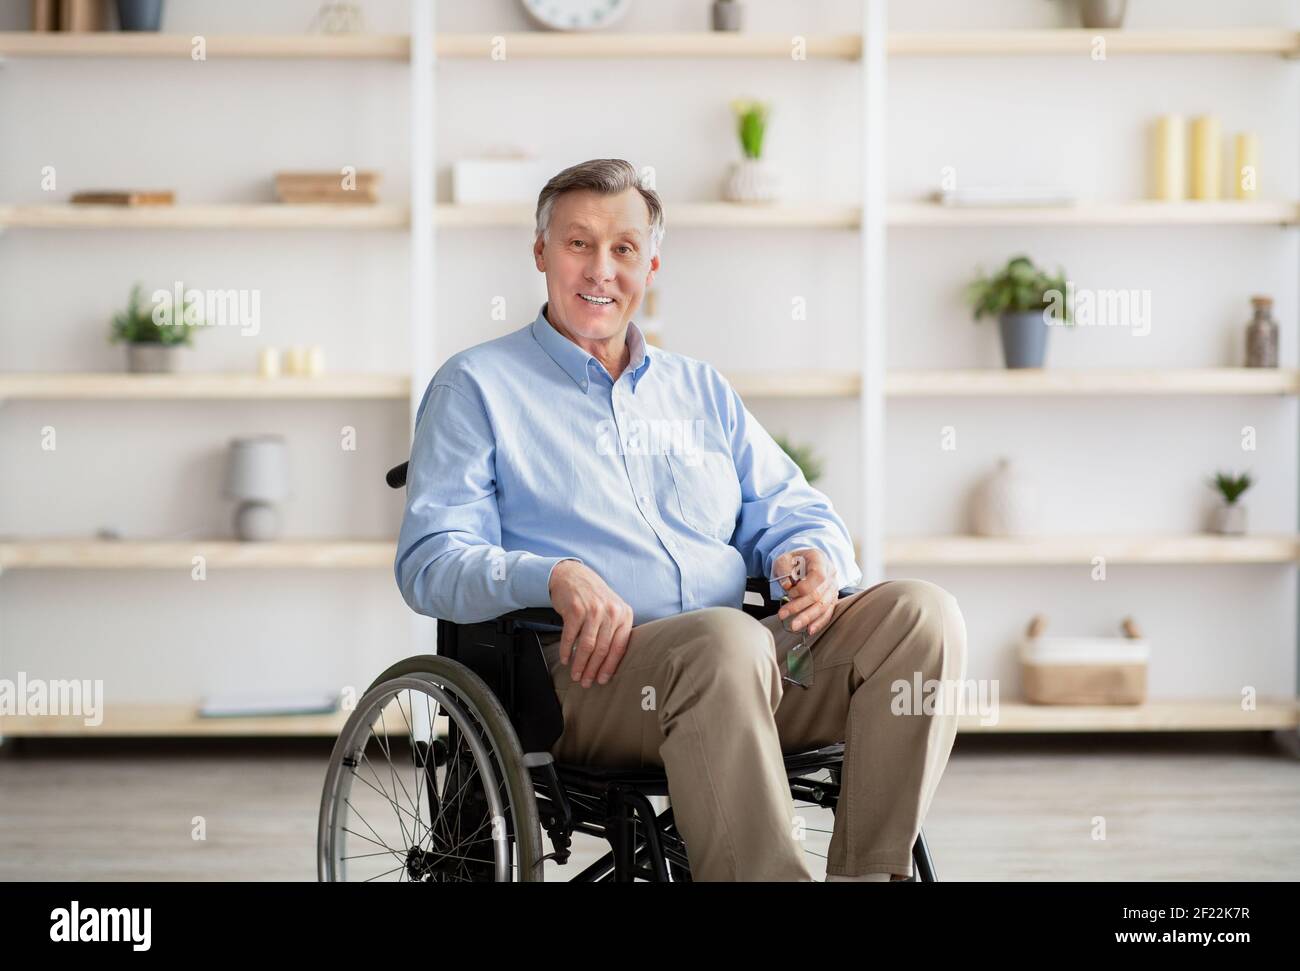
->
<box><xmin>396</xmin><ymin>158</ymin><xmax>966</xmax><ymax>882</ymax></box>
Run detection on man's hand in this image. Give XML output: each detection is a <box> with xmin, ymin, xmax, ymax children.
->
<box><xmin>774</xmin><ymin>548</ymin><xmax>839</xmax><ymax>637</ymax></box>
<box><xmin>548</xmin><ymin>560</ymin><xmax>634</xmax><ymax>688</ymax></box>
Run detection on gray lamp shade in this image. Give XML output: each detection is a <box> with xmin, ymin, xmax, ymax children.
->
<box><xmin>223</xmin><ymin>435</ymin><xmax>290</xmax><ymax>503</ymax></box>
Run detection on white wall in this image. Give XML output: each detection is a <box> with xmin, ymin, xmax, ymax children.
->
<box><xmin>1</xmin><ymin>0</ymin><xmax>1296</xmax><ymax>706</ymax></box>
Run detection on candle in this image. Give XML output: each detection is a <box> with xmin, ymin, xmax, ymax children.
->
<box><xmin>1234</xmin><ymin>132</ymin><xmax>1259</xmax><ymax>199</ymax></box>
<box><xmin>306</xmin><ymin>345</ymin><xmax>326</xmax><ymax>376</ymax></box>
<box><xmin>283</xmin><ymin>346</ymin><xmax>307</xmax><ymax>375</ymax></box>
<box><xmin>257</xmin><ymin>346</ymin><xmax>280</xmax><ymax>377</ymax></box>
<box><xmin>1190</xmin><ymin>115</ymin><xmax>1221</xmax><ymax>200</ymax></box>
<box><xmin>1152</xmin><ymin>115</ymin><xmax>1185</xmax><ymax>201</ymax></box>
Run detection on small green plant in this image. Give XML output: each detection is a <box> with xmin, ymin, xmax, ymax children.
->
<box><xmin>109</xmin><ymin>283</ymin><xmax>203</xmax><ymax>346</ymax></box>
<box><xmin>773</xmin><ymin>433</ymin><xmax>822</xmax><ymax>484</ymax></box>
<box><xmin>1209</xmin><ymin>470</ymin><xmax>1253</xmax><ymax>505</ymax></box>
<box><xmin>965</xmin><ymin>255</ymin><xmax>1072</xmax><ymax>325</ymax></box>
<box><xmin>729</xmin><ymin>99</ymin><xmax>770</xmax><ymax>159</ymax></box>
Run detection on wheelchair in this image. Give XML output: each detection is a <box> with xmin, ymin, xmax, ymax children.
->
<box><xmin>316</xmin><ymin>460</ymin><xmax>939</xmax><ymax>882</ymax></box>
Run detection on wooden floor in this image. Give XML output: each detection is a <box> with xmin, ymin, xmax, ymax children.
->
<box><xmin>1</xmin><ymin>733</ymin><xmax>1296</xmax><ymax>881</ymax></box>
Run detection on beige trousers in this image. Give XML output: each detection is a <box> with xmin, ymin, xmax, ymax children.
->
<box><xmin>538</xmin><ymin>578</ymin><xmax>968</xmax><ymax>881</ymax></box>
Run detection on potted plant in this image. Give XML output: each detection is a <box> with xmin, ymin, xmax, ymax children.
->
<box><xmin>773</xmin><ymin>434</ymin><xmax>823</xmax><ymax>484</ymax></box>
<box><xmin>723</xmin><ymin>99</ymin><xmax>781</xmax><ymax>203</ymax></box>
<box><xmin>1208</xmin><ymin>470</ymin><xmax>1253</xmax><ymax>535</ymax></box>
<box><xmin>965</xmin><ymin>255</ymin><xmax>1071</xmax><ymax>369</ymax></box>
<box><xmin>109</xmin><ymin>282</ymin><xmax>202</xmax><ymax>373</ymax></box>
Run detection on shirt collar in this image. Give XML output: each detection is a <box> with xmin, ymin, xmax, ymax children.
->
<box><xmin>530</xmin><ymin>301</ymin><xmax>653</xmax><ymax>394</ymax></box>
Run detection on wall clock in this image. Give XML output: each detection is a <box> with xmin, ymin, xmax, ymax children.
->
<box><xmin>519</xmin><ymin>0</ymin><xmax>632</xmax><ymax>32</ymax></box>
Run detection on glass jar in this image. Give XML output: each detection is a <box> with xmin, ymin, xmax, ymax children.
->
<box><xmin>1245</xmin><ymin>296</ymin><xmax>1278</xmax><ymax>368</ymax></box>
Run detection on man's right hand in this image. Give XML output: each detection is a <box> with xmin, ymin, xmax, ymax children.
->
<box><xmin>548</xmin><ymin>560</ymin><xmax>634</xmax><ymax>689</ymax></box>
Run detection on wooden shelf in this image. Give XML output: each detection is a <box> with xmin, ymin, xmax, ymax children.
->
<box><xmin>720</xmin><ymin>369</ymin><xmax>1300</xmax><ymax>399</ymax></box>
<box><xmin>14</xmin><ymin>537</ymin><xmax>1284</xmax><ymax>571</ymax></box>
<box><xmin>2</xmin><ymin>697</ymin><xmax>1292</xmax><ymax>739</ymax></box>
<box><xmin>2</xmin><ymin>30</ymin><xmax>1294</xmax><ymax>62</ymax></box>
<box><xmin>437</xmin><ymin>32</ymin><xmax>861</xmax><ymax>59</ymax></box>
<box><xmin>725</xmin><ymin>370</ymin><xmax>860</xmax><ymax>398</ymax></box>
<box><xmin>0</xmin><ymin>703</ymin><xmax>351</xmax><ymax>738</ymax></box>
<box><xmin>435</xmin><ymin>201</ymin><xmax>861</xmax><ymax>230</ymax></box>
<box><xmin>4</xmin><ymin>201</ymin><xmax>857</xmax><ymax>231</ymax></box>
<box><xmin>958</xmin><ymin>699</ymin><xmax>1299</xmax><ymax>734</ymax></box>
<box><xmin>8</xmin><ymin>201</ymin><xmax>1293</xmax><ymax>231</ymax></box>
<box><xmin>6</xmin><ymin>370</ymin><xmax>1294</xmax><ymax>405</ymax></box>
<box><xmin>887</xmin><ymin>534</ymin><xmax>1300</xmax><ymax>565</ymax></box>
<box><xmin>889</xmin><ymin>200</ymin><xmax>1300</xmax><ymax>227</ymax></box>
<box><xmin>0</xmin><ymin>372</ymin><xmax>409</xmax><ymax>401</ymax></box>
<box><xmin>0</xmin><ymin>541</ymin><xmax>394</xmax><ymax>570</ymax></box>
<box><xmin>889</xmin><ymin>368</ymin><xmax>1300</xmax><ymax>396</ymax></box>
<box><xmin>440</xmin><ymin>201</ymin><xmax>1300</xmax><ymax>229</ymax></box>
<box><xmin>891</xmin><ymin>28</ymin><xmax>1300</xmax><ymax>57</ymax></box>
<box><xmin>0</xmin><ymin>32</ymin><xmax>408</xmax><ymax>59</ymax></box>
<box><xmin>0</xmin><ymin>204</ymin><xmax>408</xmax><ymax>230</ymax></box>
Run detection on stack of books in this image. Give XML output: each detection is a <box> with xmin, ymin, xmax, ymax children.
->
<box><xmin>274</xmin><ymin>171</ymin><xmax>381</xmax><ymax>205</ymax></box>
<box><xmin>70</xmin><ymin>190</ymin><xmax>175</xmax><ymax>206</ymax></box>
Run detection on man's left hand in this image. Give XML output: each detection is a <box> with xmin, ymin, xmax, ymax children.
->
<box><xmin>773</xmin><ymin>548</ymin><xmax>839</xmax><ymax>637</ymax></box>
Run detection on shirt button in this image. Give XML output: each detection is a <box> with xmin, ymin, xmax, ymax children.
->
<box><xmin>639</xmin><ymin>494</ymin><xmax>650</xmax><ymax>506</ymax></box>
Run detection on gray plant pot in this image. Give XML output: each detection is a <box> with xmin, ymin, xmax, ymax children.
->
<box><xmin>125</xmin><ymin>342</ymin><xmax>180</xmax><ymax>373</ymax></box>
<box><xmin>1211</xmin><ymin>503</ymin><xmax>1247</xmax><ymax>535</ymax></box>
<box><xmin>711</xmin><ymin>0</ymin><xmax>743</xmax><ymax>32</ymax></box>
<box><xmin>1078</xmin><ymin>0</ymin><xmax>1126</xmax><ymax>29</ymax></box>
<box><xmin>998</xmin><ymin>311</ymin><xmax>1050</xmax><ymax>369</ymax></box>
<box><xmin>117</xmin><ymin>0</ymin><xmax>163</xmax><ymax>31</ymax></box>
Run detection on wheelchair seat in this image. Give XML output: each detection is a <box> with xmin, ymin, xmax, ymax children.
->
<box><xmin>554</xmin><ymin>743</ymin><xmax>846</xmax><ymax>797</ymax></box>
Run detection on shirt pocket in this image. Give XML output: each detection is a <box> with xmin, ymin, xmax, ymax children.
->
<box><xmin>665</xmin><ymin>450</ymin><xmax>742</xmax><ymax>541</ymax></box>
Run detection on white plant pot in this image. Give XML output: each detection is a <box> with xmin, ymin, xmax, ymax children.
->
<box><xmin>723</xmin><ymin>158</ymin><xmax>781</xmax><ymax>203</ymax></box>
<box><xmin>1211</xmin><ymin>502</ymin><xmax>1247</xmax><ymax>535</ymax></box>
<box><xmin>971</xmin><ymin>457</ymin><xmax>1041</xmax><ymax>537</ymax></box>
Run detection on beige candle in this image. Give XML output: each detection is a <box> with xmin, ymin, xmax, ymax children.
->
<box><xmin>306</xmin><ymin>345</ymin><xmax>326</xmax><ymax>376</ymax></box>
<box><xmin>283</xmin><ymin>345</ymin><xmax>307</xmax><ymax>375</ymax></box>
<box><xmin>1190</xmin><ymin>115</ymin><xmax>1221</xmax><ymax>200</ymax></box>
<box><xmin>1234</xmin><ymin>132</ymin><xmax>1259</xmax><ymax>199</ymax></box>
<box><xmin>257</xmin><ymin>346</ymin><xmax>280</xmax><ymax>377</ymax></box>
<box><xmin>1152</xmin><ymin>114</ymin><xmax>1185</xmax><ymax>201</ymax></box>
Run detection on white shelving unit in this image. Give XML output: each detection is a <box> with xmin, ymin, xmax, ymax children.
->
<box><xmin>2</xmin><ymin>6</ymin><xmax>1297</xmax><ymax>737</ymax></box>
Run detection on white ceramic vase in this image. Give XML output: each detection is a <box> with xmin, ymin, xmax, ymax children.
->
<box><xmin>971</xmin><ymin>457</ymin><xmax>1041</xmax><ymax>537</ymax></box>
<box><xmin>1211</xmin><ymin>502</ymin><xmax>1247</xmax><ymax>535</ymax></box>
<box><xmin>723</xmin><ymin>158</ymin><xmax>781</xmax><ymax>203</ymax></box>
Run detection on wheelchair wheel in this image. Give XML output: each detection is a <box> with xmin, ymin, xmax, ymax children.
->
<box><xmin>318</xmin><ymin>655</ymin><xmax>544</xmax><ymax>882</ymax></box>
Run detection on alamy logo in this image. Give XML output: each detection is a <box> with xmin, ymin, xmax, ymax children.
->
<box><xmin>152</xmin><ymin>283</ymin><xmax>261</xmax><ymax>337</ymax></box>
<box><xmin>595</xmin><ymin>418</ymin><xmax>707</xmax><ymax>465</ymax></box>
<box><xmin>890</xmin><ymin>673</ymin><xmax>1000</xmax><ymax>727</ymax></box>
<box><xmin>1043</xmin><ymin>282</ymin><xmax>1152</xmax><ymax>336</ymax></box>
<box><xmin>0</xmin><ymin>672</ymin><xmax>103</xmax><ymax>727</ymax></box>
<box><xmin>50</xmin><ymin>901</ymin><xmax>151</xmax><ymax>951</ymax></box>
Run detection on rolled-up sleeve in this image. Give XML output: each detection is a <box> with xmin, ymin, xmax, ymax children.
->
<box><xmin>718</xmin><ymin>374</ymin><xmax>864</xmax><ymax>602</ymax></box>
<box><xmin>394</xmin><ymin>377</ymin><xmax>581</xmax><ymax>624</ymax></box>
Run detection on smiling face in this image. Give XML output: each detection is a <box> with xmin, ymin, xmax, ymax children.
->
<box><xmin>534</xmin><ymin>187</ymin><xmax>660</xmax><ymax>344</ymax></box>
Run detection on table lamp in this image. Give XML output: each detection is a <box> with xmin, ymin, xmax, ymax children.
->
<box><xmin>223</xmin><ymin>435</ymin><xmax>290</xmax><ymax>541</ymax></box>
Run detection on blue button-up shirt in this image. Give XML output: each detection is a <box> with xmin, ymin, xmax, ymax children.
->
<box><xmin>395</xmin><ymin>302</ymin><xmax>862</xmax><ymax>626</ymax></box>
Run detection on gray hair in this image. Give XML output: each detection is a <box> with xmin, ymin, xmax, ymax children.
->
<box><xmin>535</xmin><ymin>158</ymin><xmax>665</xmax><ymax>259</ymax></box>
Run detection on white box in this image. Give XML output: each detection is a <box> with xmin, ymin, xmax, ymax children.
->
<box><xmin>452</xmin><ymin>158</ymin><xmax>554</xmax><ymax>204</ymax></box>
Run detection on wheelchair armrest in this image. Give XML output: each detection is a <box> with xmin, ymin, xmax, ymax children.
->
<box><xmin>501</xmin><ymin>606</ymin><xmax>565</xmax><ymax>634</ymax></box>
<box><xmin>744</xmin><ymin>577</ymin><xmax>865</xmax><ymax>621</ymax></box>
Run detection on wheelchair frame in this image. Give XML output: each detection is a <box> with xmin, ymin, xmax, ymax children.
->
<box><xmin>387</xmin><ymin>460</ymin><xmax>938</xmax><ymax>882</ymax></box>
